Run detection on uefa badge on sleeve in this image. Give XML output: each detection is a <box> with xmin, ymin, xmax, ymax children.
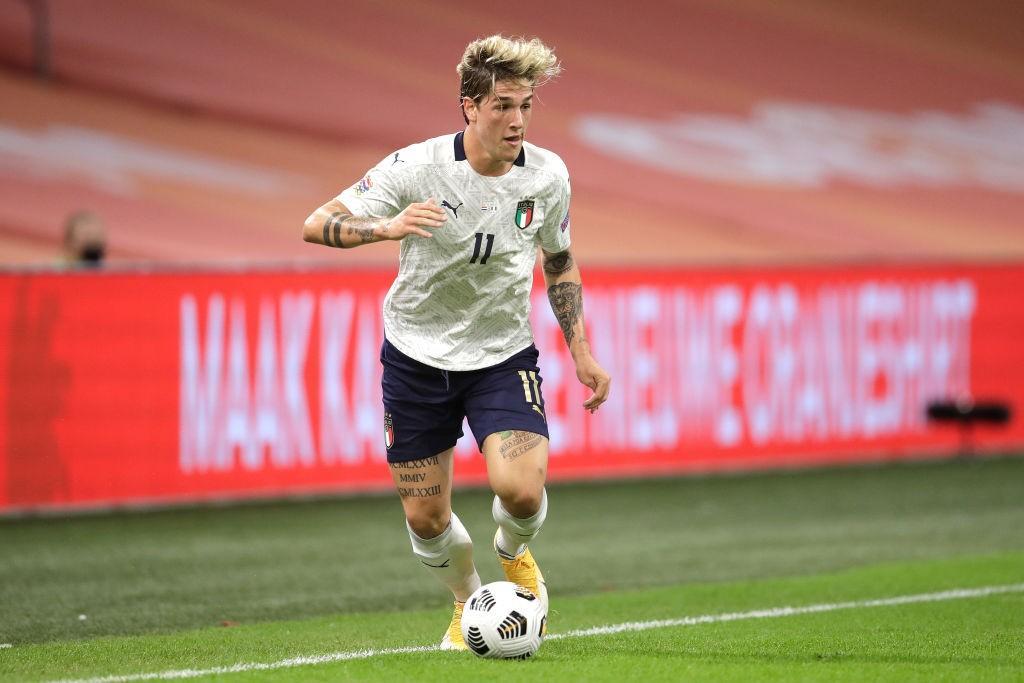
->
<box><xmin>384</xmin><ymin>412</ymin><xmax>395</xmax><ymax>450</ymax></box>
<box><xmin>514</xmin><ymin>200</ymin><xmax>534</xmax><ymax>229</ymax></box>
<box><xmin>354</xmin><ymin>174</ymin><xmax>373</xmax><ymax>196</ymax></box>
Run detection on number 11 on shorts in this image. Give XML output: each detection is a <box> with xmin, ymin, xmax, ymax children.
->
<box><xmin>517</xmin><ymin>370</ymin><xmax>544</xmax><ymax>418</ymax></box>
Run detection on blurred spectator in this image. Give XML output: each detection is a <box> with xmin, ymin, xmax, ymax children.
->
<box><xmin>61</xmin><ymin>210</ymin><xmax>107</xmax><ymax>267</ymax></box>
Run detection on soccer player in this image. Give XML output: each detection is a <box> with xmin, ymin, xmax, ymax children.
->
<box><xmin>302</xmin><ymin>35</ymin><xmax>610</xmax><ymax>650</ymax></box>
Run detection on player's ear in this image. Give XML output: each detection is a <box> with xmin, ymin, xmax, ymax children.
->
<box><xmin>462</xmin><ymin>97</ymin><xmax>477</xmax><ymax>124</ymax></box>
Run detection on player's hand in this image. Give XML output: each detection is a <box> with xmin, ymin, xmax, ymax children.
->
<box><xmin>576</xmin><ymin>355</ymin><xmax>611</xmax><ymax>413</ymax></box>
<box><xmin>382</xmin><ymin>198</ymin><xmax>447</xmax><ymax>240</ymax></box>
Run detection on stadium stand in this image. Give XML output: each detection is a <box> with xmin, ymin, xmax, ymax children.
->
<box><xmin>0</xmin><ymin>0</ymin><xmax>1022</xmax><ymax>266</ymax></box>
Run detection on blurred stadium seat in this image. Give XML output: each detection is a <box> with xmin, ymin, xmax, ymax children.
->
<box><xmin>0</xmin><ymin>0</ymin><xmax>1022</xmax><ymax>266</ymax></box>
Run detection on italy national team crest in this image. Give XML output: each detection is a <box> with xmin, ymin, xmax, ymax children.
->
<box><xmin>514</xmin><ymin>199</ymin><xmax>534</xmax><ymax>229</ymax></box>
<box><xmin>384</xmin><ymin>412</ymin><xmax>394</xmax><ymax>450</ymax></box>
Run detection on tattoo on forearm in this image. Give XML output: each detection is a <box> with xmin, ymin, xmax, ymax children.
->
<box><xmin>543</xmin><ymin>250</ymin><xmax>574</xmax><ymax>276</ymax></box>
<box><xmin>498</xmin><ymin>431</ymin><xmax>543</xmax><ymax>462</ymax></box>
<box><xmin>323</xmin><ymin>212</ymin><xmax>350</xmax><ymax>248</ymax></box>
<box><xmin>547</xmin><ymin>281</ymin><xmax>583</xmax><ymax>345</ymax></box>
<box><xmin>322</xmin><ymin>212</ymin><xmax>379</xmax><ymax>247</ymax></box>
<box><xmin>323</xmin><ymin>212</ymin><xmax>336</xmax><ymax>246</ymax></box>
<box><xmin>347</xmin><ymin>222</ymin><xmax>376</xmax><ymax>244</ymax></box>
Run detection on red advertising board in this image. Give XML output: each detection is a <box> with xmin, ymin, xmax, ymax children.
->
<box><xmin>1</xmin><ymin>263</ymin><xmax>1021</xmax><ymax>513</ymax></box>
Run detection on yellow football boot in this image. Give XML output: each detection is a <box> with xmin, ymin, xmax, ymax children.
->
<box><xmin>439</xmin><ymin>600</ymin><xmax>468</xmax><ymax>651</ymax></box>
<box><xmin>494</xmin><ymin>531</ymin><xmax>549</xmax><ymax>613</ymax></box>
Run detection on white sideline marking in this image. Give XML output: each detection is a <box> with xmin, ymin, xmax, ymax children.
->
<box><xmin>0</xmin><ymin>643</ymin><xmax>11</xmax><ymax>649</ymax></box>
<box><xmin>50</xmin><ymin>583</ymin><xmax>1024</xmax><ymax>683</ymax></box>
<box><xmin>544</xmin><ymin>583</ymin><xmax>1024</xmax><ymax>640</ymax></box>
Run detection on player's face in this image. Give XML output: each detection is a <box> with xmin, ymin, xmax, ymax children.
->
<box><xmin>468</xmin><ymin>80</ymin><xmax>533</xmax><ymax>168</ymax></box>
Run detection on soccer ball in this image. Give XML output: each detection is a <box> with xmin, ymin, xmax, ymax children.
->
<box><xmin>461</xmin><ymin>581</ymin><xmax>547</xmax><ymax>659</ymax></box>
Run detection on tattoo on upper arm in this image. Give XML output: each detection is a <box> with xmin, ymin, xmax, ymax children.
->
<box><xmin>543</xmin><ymin>250</ymin><xmax>574</xmax><ymax>276</ymax></box>
<box><xmin>547</xmin><ymin>281</ymin><xmax>583</xmax><ymax>345</ymax></box>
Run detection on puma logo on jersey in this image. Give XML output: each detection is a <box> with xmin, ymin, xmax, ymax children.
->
<box><xmin>441</xmin><ymin>200</ymin><xmax>464</xmax><ymax>217</ymax></box>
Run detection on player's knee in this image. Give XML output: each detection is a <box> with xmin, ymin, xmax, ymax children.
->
<box><xmin>495</xmin><ymin>487</ymin><xmax>544</xmax><ymax>519</ymax></box>
<box><xmin>405</xmin><ymin>507</ymin><xmax>451</xmax><ymax>540</ymax></box>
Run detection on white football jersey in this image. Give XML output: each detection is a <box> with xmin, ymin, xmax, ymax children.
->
<box><xmin>337</xmin><ymin>132</ymin><xmax>572</xmax><ymax>370</ymax></box>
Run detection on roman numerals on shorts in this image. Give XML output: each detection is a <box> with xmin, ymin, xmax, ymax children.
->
<box><xmin>518</xmin><ymin>370</ymin><xmax>545</xmax><ymax>419</ymax></box>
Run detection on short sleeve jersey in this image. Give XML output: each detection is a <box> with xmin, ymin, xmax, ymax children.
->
<box><xmin>337</xmin><ymin>132</ymin><xmax>572</xmax><ymax>371</ymax></box>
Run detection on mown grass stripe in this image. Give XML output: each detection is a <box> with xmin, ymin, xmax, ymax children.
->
<box><xmin>50</xmin><ymin>583</ymin><xmax>1024</xmax><ymax>683</ymax></box>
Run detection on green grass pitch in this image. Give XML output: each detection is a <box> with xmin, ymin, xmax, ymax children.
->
<box><xmin>1</xmin><ymin>456</ymin><xmax>1022</xmax><ymax>681</ymax></box>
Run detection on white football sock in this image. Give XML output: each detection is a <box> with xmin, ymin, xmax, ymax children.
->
<box><xmin>406</xmin><ymin>511</ymin><xmax>481</xmax><ymax>602</ymax></box>
<box><xmin>492</xmin><ymin>488</ymin><xmax>548</xmax><ymax>559</ymax></box>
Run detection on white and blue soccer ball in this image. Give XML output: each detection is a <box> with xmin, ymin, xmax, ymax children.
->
<box><xmin>461</xmin><ymin>581</ymin><xmax>547</xmax><ymax>659</ymax></box>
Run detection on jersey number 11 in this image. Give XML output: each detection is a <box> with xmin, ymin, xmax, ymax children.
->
<box><xmin>470</xmin><ymin>232</ymin><xmax>495</xmax><ymax>264</ymax></box>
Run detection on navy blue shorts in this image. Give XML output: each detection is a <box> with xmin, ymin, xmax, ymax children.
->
<box><xmin>380</xmin><ymin>339</ymin><xmax>549</xmax><ymax>463</ymax></box>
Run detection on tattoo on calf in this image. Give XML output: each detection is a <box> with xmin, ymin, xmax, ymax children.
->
<box><xmin>543</xmin><ymin>250</ymin><xmax>574</xmax><ymax>275</ymax></box>
<box><xmin>498</xmin><ymin>431</ymin><xmax>543</xmax><ymax>462</ymax></box>
<box><xmin>547</xmin><ymin>281</ymin><xmax>583</xmax><ymax>345</ymax></box>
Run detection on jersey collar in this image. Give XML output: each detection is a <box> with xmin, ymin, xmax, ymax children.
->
<box><xmin>454</xmin><ymin>131</ymin><xmax>526</xmax><ymax>167</ymax></box>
